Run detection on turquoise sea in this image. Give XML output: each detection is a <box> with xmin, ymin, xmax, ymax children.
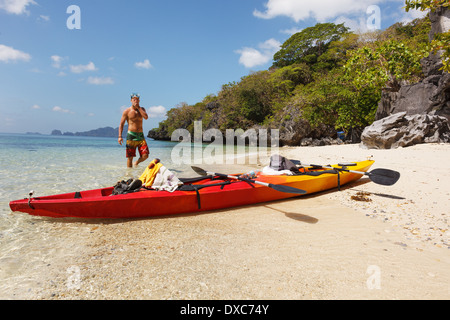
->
<box><xmin>0</xmin><ymin>133</ymin><xmax>192</xmax><ymax>212</ymax></box>
<box><xmin>0</xmin><ymin>133</ymin><xmax>184</xmax><ymax>297</ymax></box>
<box><xmin>0</xmin><ymin>133</ymin><xmax>263</xmax><ymax>298</ymax></box>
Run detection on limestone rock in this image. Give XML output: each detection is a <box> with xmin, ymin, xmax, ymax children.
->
<box><xmin>375</xmin><ymin>7</ymin><xmax>450</xmax><ymax>123</ymax></box>
<box><xmin>429</xmin><ymin>5</ymin><xmax>450</xmax><ymax>40</ymax></box>
<box><xmin>361</xmin><ymin>112</ymin><xmax>450</xmax><ymax>149</ymax></box>
<box><xmin>375</xmin><ymin>71</ymin><xmax>450</xmax><ymax>123</ymax></box>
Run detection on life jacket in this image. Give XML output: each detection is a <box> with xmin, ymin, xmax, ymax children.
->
<box><xmin>139</xmin><ymin>158</ymin><xmax>163</xmax><ymax>187</ymax></box>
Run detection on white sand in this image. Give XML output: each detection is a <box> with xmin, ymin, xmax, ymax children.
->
<box><xmin>5</xmin><ymin>143</ymin><xmax>450</xmax><ymax>300</ymax></box>
<box><xmin>281</xmin><ymin>143</ymin><xmax>450</xmax><ymax>249</ymax></box>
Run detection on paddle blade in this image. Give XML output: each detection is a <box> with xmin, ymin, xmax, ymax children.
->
<box><xmin>191</xmin><ymin>166</ymin><xmax>208</xmax><ymax>176</ymax></box>
<box><xmin>368</xmin><ymin>168</ymin><xmax>400</xmax><ymax>186</ymax></box>
<box><xmin>268</xmin><ymin>183</ymin><xmax>307</xmax><ymax>194</ymax></box>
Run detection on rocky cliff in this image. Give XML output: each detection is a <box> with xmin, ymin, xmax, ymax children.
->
<box><xmin>375</xmin><ymin>6</ymin><xmax>450</xmax><ymax>122</ymax></box>
<box><xmin>362</xmin><ymin>6</ymin><xmax>450</xmax><ymax>149</ymax></box>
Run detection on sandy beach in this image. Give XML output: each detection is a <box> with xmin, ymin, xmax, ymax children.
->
<box><xmin>2</xmin><ymin>143</ymin><xmax>449</xmax><ymax>300</ymax></box>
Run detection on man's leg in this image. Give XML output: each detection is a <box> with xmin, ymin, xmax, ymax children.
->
<box><xmin>127</xmin><ymin>157</ymin><xmax>134</xmax><ymax>168</ymax></box>
<box><xmin>133</xmin><ymin>154</ymin><xmax>148</xmax><ymax>167</ymax></box>
<box><xmin>133</xmin><ymin>141</ymin><xmax>149</xmax><ymax>167</ymax></box>
<box><xmin>126</xmin><ymin>141</ymin><xmax>136</xmax><ymax>168</ymax></box>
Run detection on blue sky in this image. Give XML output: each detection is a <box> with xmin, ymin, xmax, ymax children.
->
<box><xmin>0</xmin><ymin>0</ymin><xmax>425</xmax><ymax>134</ymax></box>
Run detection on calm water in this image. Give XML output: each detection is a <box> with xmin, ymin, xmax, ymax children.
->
<box><xmin>0</xmin><ymin>134</ymin><xmax>192</xmax><ymax>298</ymax></box>
<box><xmin>0</xmin><ymin>133</ymin><xmax>189</xmax><ymax>208</ymax></box>
<box><xmin>0</xmin><ymin>133</ymin><xmax>261</xmax><ymax>298</ymax></box>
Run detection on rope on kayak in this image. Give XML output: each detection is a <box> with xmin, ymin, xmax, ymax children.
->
<box><xmin>295</xmin><ymin>168</ymin><xmax>342</xmax><ymax>191</ymax></box>
<box><xmin>178</xmin><ymin>181</ymin><xmax>232</xmax><ymax>209</ymax></box>
<box><xmin>337</xmin><ymin>170</ymin><xmax>341</xmax><ymax>191</ymax></box>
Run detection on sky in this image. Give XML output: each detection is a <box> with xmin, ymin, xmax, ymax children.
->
<box><xmin>0</xmin><ymin>0</ymin><xmax>425</xmax><ymax>134</ymax></box>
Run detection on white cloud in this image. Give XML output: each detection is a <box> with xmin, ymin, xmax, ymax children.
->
<box><xmin>51</xmin><ymin>55</ymin><xmax>65</xmax><ymax>68</ymax></box>
<box><xmin>70</xmin><ymin>61</ymin><xmax>97</xmax><ymax>73</ymax></box>
<box><xmin>0</xmin><ymin>44</ymin><xmax>31</xmax><ymax>63</ymax></box>
<box><xmin>39</xmin><ymin>15</ymin><xmax>50</xmax><ymax>21</ymax></box>
<box><xmin>254</xmin><ymin>0</ymin><xmax>387</xmax><ymax>23</ymax></box>
<box><xmin>148</xmin><ymin>105</ymin><xmax>166</xmax><ymax>118</ymax></box>
<box><xmin>236</xmin><ymin>48</ymin><xmax>270</xmax><ymax>68</ymax></box>
<box><xmin>31</xmin><ymin>104</ymin><xmax>40</xmax><ymax>109</ymax></box>
<box><xmin>53</xmin><ymin>106</ymin><xmax>74</xmax><ymax>114</ymax></box>
<box><xmin>235</xmin><ymin>38</ymin><xmax>281</xmax><ymax>68</ymax></box>
<box><xmin>135</xmin><ymin>59</ymin><xmax>153</xmax><ymax>69</ymax></box>
<box><xmin>334</xmin><ymin>15</ymin><xmax>367</xmax><ymax>33</ymax></box>
<box><xmin>87</xmin><ymin>76</ymin><xmax>114</xmax><ymax>85</ymax></box>
<box><xmin>0</xmin><ymin>0</ymin><xmax>36</xmax><ymax>15</ymax></box>
<box><xmin>281</xmin><ymin>27</ymin><xmax>303</xmax><ymax>35</ymax></box>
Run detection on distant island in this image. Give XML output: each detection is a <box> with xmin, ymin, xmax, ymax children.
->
<box><xmin>51</xmin><ymin>126</ymin><xmax>128</xmax><ymax>138</ymax></box>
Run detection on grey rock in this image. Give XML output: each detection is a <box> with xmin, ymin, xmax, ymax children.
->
<box><xmin>375</xmin><ymin>7</ymin><xmax>450</xmax><ymax>124</ymax></box>
<box><xmin>361</xmin><ymin>112</ymin><xmax>450</xmax><ymax>149</ymax></box>
<box><xmin>429</xmin><ymin>5</ymin><xmax>450</xmax><ymax>41</ymax></box>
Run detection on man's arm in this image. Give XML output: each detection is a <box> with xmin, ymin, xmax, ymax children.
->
<box><xmin>138</xmin><ymin>107</ymin><xmax>148</xmax><ymax>120</ymax></box>
<box><xmin>118</xmin><ymin>111</ymin><xmax>127</xmax><ymax>145</ymax></box>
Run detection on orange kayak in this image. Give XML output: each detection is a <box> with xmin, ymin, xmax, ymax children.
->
<box><xmin>9</xmin><ymin>160</ymin><xmax>374</xmax><ymax>219</ymax></box>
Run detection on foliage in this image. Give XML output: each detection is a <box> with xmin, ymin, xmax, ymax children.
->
<box><xmin>151</xmin><ymin>16</ymin><xmax>439</xmax><ymax>141</ymax></box>
<box><xmin>344</xmin><ymin>40</ymin><xmax>426</xmax><ymax>92</ymax></box>
<box><xmin>404</xmin><ymin>0</ymin><xmax>449</xmax><ymax>11</ymax></box>
<box><xmin>235</xmin><ymin>71</ymin><xmax>275</xmax><ymax>124</ymax></box>
<box><xmin>383</xmin><ymin>17</ymin><xmax>431</xmax><ymax>44</ymax></box>
<box><xmin>432</xmin><ymin>29</ymin><xmax>450</xmax><ymax>71</ymax></box>
<box><xmin>298</xmin><ymin>69</ymin><xmax>381</xmax><ymax>132</ymax></box>
<box><xmin>404</xmin><ymin>0</ymin><xmax>450</xmax><ymax>72</ymax></box>
<box><xmin>272</xmin><ymin>23</ymin><xmax>350</xmax><ymax>69</ymax></box>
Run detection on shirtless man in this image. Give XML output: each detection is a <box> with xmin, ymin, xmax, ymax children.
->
<box><xmin>118</xmin><ymin>93</ymin><xmax>149</xmax><ymax>168</ymax></box>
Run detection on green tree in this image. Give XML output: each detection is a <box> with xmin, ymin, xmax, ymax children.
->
<box><xmin>237</xmin><ymin>71</ymin><xmax>277</xmax><ymax>124</ymax></box>
<box><xmin>297</xmin><ymin>69</ymin><xmax>380</xmax><ymax>133</ymax></box>
<box><xmin>344</xmin><ymin>40</ymin><xmax>425</xmax><ymax>92</ymax></box>
<box><xmin>269</xmin><ymin>63</ymin><xmax>313</xmax><ymax>98</ymax></box>
<box><xmin>272</xmin><ymin>22</ymin><xmax>350</xmax><ymax>69</ymax></box>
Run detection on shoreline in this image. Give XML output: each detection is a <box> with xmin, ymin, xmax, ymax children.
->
<box><xmin>2</xmin><ymin>143</ymin><xmax>449</xmax><ymax>300</ymax></box>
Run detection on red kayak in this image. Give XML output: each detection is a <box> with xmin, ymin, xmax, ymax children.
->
<box><xmin>9</xmin><ymin>160</ymin><xmax>377</xmax><ymax>219</ymax></box>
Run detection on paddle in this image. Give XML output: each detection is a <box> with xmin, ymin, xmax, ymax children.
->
<box><xmin>290</xmin><ymin>160</ymin><xmax>400</xmax><ymax>186</ymax></box>
<box><xmin>191</xmin><ymin>166</ymin><xmax>307</xmax><ymax>195</ymax></box>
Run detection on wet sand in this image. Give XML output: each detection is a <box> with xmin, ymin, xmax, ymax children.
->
<box><xmin>2</xmin><ymin>143</ymin><xmax>449</xmax><ymax>300</ymax></box>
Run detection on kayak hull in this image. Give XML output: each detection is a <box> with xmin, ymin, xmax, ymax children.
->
<box><xmin>9</xmin><ymin>160</ymin><xmax>374</xmax><ymax>219</ymax></box>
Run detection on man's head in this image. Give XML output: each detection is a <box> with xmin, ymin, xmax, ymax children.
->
<box><xmin>131</xmin><ymin>93</ymin><xmax>140</xmax><ymax>107</ymax></box>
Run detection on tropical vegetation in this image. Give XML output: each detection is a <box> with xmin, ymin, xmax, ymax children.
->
<box><xmin>150</xmin><ymin>3</ymin><xmax>447</xmax><ymax>144</ymax></box>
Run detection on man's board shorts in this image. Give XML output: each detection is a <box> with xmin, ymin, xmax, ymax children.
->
<box><xmin>126</xmin><ymin>131</ymin><xmax>149</xmax><ymax>158</ymax></box>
